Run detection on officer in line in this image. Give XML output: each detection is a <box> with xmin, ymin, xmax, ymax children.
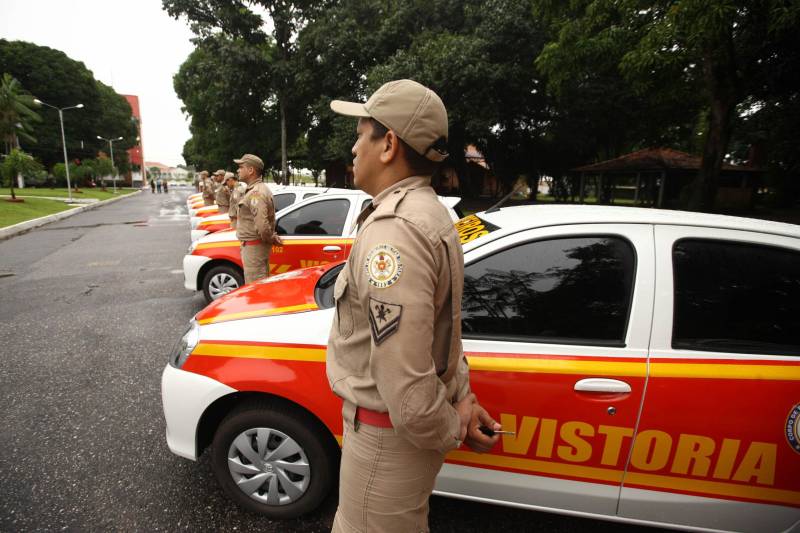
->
<box><xmin>223</xmin><ymin>172</ymin><xmax>241</xmax><ymax>229</ymax></box>
<box><xmin>326</xmin><ymin>79</ymin><xmax>500</xmax><ymax>533</ymax></box>
<box><xmin>201</xmin><ymin>170</ymin><xmax>216</xmax><ymax>206</ymax></box>
<box><xmin>233</xmin><ymin>154</ymin><xmax>281</xmax><ymax>283</ymax></box>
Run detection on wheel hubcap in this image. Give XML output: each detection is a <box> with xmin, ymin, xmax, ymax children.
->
<box><xmin>227</xmin><ymin>427</ymin><xmax>311</xmax><ymax>506</ymax></box>
<box><xmin>208</xmin><ymin>273</ymin><xmax>239</xmax><ymax>299</ymax></box>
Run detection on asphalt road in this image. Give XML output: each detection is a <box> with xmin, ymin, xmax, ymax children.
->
<box><xmin>0</xmin><ymin>189</ymin><xmax>657</xmax><ymax>532</ymax></box>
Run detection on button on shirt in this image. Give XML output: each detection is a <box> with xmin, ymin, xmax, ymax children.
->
<box><xmin>235</xmin><ymin>179</ymin><xmax>279</xmax><ymax>244</ymax></box>
<box><xmin>326</xmin><ymin>176</ymin><xmax>471</xmax><ymax>454</ymax></box>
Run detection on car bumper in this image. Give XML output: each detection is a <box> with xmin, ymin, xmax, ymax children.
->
<box><xmin>190</xmin><ymin>229</ymin><xmax>209</xmax><ymax>242</ymax></box>
<box><xmin>161</xmin><ymin>364</ymin><xmax>237</xmax><ymax>460</ymax></box>
<box><xmin>183</xmin><ymin>254</ymin><xmax>210</xmax><ymax>291</ymax></box>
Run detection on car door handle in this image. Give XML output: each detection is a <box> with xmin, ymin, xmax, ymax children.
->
<box><xmin>322</xmin><ymin>246</ymin><xmax>342</xmax><ymax>253</ymax></box>
<box><xmin>574</xmin><ymin>378</ymin><xmax>631</xmax><ymax>394</ymax></box>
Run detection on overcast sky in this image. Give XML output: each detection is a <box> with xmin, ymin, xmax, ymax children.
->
<box><xmin>0</xmin><ymin>0</ymin><xmax>196</xmax><ymax>167</ymax></box>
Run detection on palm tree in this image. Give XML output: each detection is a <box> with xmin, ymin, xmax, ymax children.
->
<box><xmin>0</xmin><ymin>73</ymin><xmax>41</xmax><ymax>199</ymax></box>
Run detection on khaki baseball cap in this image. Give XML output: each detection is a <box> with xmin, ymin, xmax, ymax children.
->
<box><xmin>199</xmin><ymin>170</ymin><xmax>209</xmax><ymax>177</ymax></box>
<box><xmin>214</xmin><ymin>169</ymin><xmax>225</xmax><ymax>176</ymax></box>
<box><xmin>233</xmin><ymin>153</ymin><xmax>264</xmax><ymax>171</ymax></box>
<box><xmin>330</xmin><ymin>79</ymin><xmax>449</xmax><ymax>162</ymax></box>
<box><xmin>224</xmin><ymin>171</ymin><xmax>236</xmax><ymax>180</ymax></box>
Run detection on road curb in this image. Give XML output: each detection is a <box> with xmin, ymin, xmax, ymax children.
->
<box><xmin>0</xmin><ymin>190</ymin><xmax>143</xmax><ymax>242</ymax></box>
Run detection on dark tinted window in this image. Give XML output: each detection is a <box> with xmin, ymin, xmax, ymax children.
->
<box><xmin>276</xmin><ymin>199</ymin><xmax>350</xmax><ymax>236</ymax></box>
<box><xmin>360</xmin><ymin>199</ymin><xmax>372</xmax><ymax>213</ymax></box>
<box><xmin>673</xmin><ymin>239</ymin><xmax>800</xmax><ymax>355</ymax></box>
<box><xmin>462</xmin><ymin>236</ymin><xmax>635</xmax><ymax>345</ymax></box>
<box><xmin>273</xmin><ymin>193</ymin><xmax>296</xmax><ymax>212</ymax></box>
<box><xmin>303</xmin><ymin>192</ymin><xmax>320</xmax><ymax>199</ymax></box>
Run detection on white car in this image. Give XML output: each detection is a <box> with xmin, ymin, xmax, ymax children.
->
<box><xmin>183</xmin><ymin>190</ymin><xmax>462</xmax><ymax>302</ymax></box>
<box><xmin>164</xmin><ymin>204</ymin><xmax>800</xmax><ymax>530</ymax></box>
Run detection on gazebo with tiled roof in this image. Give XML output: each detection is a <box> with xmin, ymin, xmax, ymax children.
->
<box><xmin>570</xmin><ymin>148</ymin><xmax>761</xmax><ymax>209</ymax></box>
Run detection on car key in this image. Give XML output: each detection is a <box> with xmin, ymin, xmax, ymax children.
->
<box><xmin>478</xmin><ymin>425</ymin><xmax>515</xmax><ymax>437</ymax></box>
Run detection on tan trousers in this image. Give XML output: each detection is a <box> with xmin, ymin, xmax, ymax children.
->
<box><xmin>332</xmin><ymin>419</ymin><xmax>445</xmax><ymax>533</ymax></box>
<box><xmin>241</xmin><ymin>242</ymin><xmax>270</xmax><ymax>284</ymax></box>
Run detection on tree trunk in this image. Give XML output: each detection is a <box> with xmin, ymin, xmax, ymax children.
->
<box><xmin>687</xmin><ymin>44</ymin><xmax>739</xmax><ymax>212</ymax></box>
<box><xmin>280</xmin><ymin>97</ymin><xmax>288</xmax><ymax>186</ymax></box>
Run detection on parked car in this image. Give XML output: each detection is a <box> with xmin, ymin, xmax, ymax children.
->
<box><xmin>183</xmin><ymin>190</ymin><xmax>462</xmax><ymax>302</ymax></box>
<box><xmin>163</xmin><ymin>204</ymin><xmax>800</xmax><ymax>531</ymax></box>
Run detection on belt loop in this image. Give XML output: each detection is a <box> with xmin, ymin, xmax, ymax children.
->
<box><xmin>342</xmin><ymin>401</ymin><xmax>359</xmax><ymax>432</ymax></box>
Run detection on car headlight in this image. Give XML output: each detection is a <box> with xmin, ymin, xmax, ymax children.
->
<box><xmin>187</xmin><ymin>240</ymin><xmax>198</xmax><ymax>253</ymax></box>
<box><xmin>169</xmin><ymin>320</ymin><xmax>200</xmax><ymax>368</ymax></box>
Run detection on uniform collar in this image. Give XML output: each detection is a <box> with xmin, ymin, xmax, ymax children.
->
<box><xmin>355</xmin><ymin>175</ymin><xmax>431</xmax><ymax>231</ymax></box>
<box><xmin>371</xmin><ymin>175</ymin><xmax>430</xmax><ymax>208</ymax></box>
<box><xmin>245</xmin><ymin>177</ymin><xmax>263</xmax><ymax>191</ymax></box>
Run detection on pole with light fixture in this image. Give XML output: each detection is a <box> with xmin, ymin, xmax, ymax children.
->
<box><xmin>33</xmin><ymin>99</ymin><xmax>83</xmax><ymax>203</ymax></box>
<box><xmin>96</xmin><ymin>135</ymin><xmax>123</xmax><ymax>193</ymax></box>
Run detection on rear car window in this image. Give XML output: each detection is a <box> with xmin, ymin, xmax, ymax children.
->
<box><xmin>276</xmin><ymin>198</ymin><xmax>350</xmax><ymax>236</ymax></box>
<box><xmin>462</xmin><ymin>236</ymin><xmax>636</xmax><ymax>346</ymax></box>
<box><xmin>672</xmin><ymin>238</ymin><xmax>800</xmax><ymax>356</ymax></box>
<box><xmin>273</xmin><ymin>193</ymin><xmax>296</xmax><ymax>212</ymax></box>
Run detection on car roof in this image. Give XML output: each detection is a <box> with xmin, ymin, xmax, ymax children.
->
<box><xmin>474</xmin><ymin>204</ymin><xmax>800</xmax><ymax>241</ymax></box>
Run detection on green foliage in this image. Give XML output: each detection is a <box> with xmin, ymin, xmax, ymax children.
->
<box><xmin>1</xmin><ymin>148</ymin><xmax>43</xmax><ymax>198</ymax></box>
<box><xmin>0</xmin><ymin>40</ymin><xmax>138</xmax><ymax>171</ymax></box>
<box><xmin>0</xmin><ymin>73</ymin><xmax>41</xmax><ymax>153</ymax></box>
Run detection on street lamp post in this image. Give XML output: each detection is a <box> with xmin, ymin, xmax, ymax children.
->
<box><xmin>97</xmin><ymin>136</ymin><xmax>124</xmax><ymax>193</ymax></box>
<box><xmin>33</xmin><ymin>99</ymin><xmax>83</xmax><ymax>203</ymax></box>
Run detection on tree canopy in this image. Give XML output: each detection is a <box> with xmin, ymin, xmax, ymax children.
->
<box><xmin>0</xmin><ymin>39</ymin><xmax>139</xmax><ymax>173</ymax></box>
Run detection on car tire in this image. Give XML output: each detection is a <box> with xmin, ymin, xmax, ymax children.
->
<box><xmin>210</xmin><ymin>401</ymin><xmax>338</xmax><ymax>518</ymax></box>
<box><xmin>202</xmin><ymin>265</ymin><xmax>243</xmax><ymax>303</ymax></box>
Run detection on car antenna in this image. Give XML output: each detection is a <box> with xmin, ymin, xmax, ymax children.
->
<box><xmin>485</xmin><ymin>183</ymin><xmax>525</xmax><ymax>214</ymax></box>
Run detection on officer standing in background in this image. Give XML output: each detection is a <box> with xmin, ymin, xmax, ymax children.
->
<box><xmin>201</xmin><ymin>171</ymin><xmax>216</xmax><ymax>206</ymax></box>
<box><xmin>218</xmin><ymin>171</ymin><xmax>235</xmax><ymax>223</ymax></box>
<box><xmin>233</xmin><ymin>154</ymin><xmax>281</xmax><ymax>283</ymax></box>
<box><xmin>326</xmin><ymin>80</ymin><xmax>500</xmax><ymax>533</ymax></box>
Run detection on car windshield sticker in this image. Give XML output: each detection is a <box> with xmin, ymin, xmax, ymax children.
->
<box><xmin>455</xmin><ymin>214</ymin><xmax>500</xmax><ymax>244</ymax></box>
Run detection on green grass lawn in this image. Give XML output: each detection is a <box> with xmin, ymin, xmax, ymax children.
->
<box><xmin>0</xmin><ymin>187</ymin><xmax>138</xmax><ymax>201</ymax></box>
<box><xmin>0</xmin><ymin>197</ymin><xmax>76</xmax><ymax>228</ymax></box>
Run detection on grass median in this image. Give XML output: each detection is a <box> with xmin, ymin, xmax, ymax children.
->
<box><xmin>0</xmin><ymin>197</ymin><xmax>76</xmax><ymax>228</ymax></box>
<box><xmin>1</xmin><ymin>187</ymin><xmax>139</xmax><ymax>201</ymax></box>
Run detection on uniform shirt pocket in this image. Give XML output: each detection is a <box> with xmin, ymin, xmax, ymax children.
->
<box><xmin>333</xmin><ymin>274</ymin><xmax>354</xmax><ymax>339</ymax></box>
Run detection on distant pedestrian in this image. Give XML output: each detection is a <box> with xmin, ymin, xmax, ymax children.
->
<box><xmin>156</xmin><ymin>179</ymin><xmax>162</xmax><ymax>193</ymax></box>
<box><xmin>162</xmin><ymin>179</ymin><xmax>169</xmax><ymax>193</ymax></box>
<box><xmin>150</xmin><ymin>179</ymin><xmax>155</xmax><ymax>193</ymax></box>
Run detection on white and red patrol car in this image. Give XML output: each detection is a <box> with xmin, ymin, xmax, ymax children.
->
<box><xmin>189</xmin><ymin>186</ymin><xmax>352</xmax><ymax>242</ymax></box>
<box><xmin>163</xmin><ymin>205</ymin><xmax>800</xmax><ymax>530</ymax></box>
<box><xmin>183</xmin><ymin>190</ymin><xmax>462</xmax><ymax>302</ymax></box>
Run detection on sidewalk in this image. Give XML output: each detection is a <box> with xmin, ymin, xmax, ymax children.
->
<box><xmin>0</xmin><ymin>190</ymin><xmax>141</xmax><ymax>241</ymax></box>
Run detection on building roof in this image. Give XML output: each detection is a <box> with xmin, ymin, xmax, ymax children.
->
<box><xmin>571</xmin><ymin>148</ymin><xmax>760</xmax><ymax>173</ymax></box>
<box><xmin>145</xmin><ymin>161</ymin><xmax>173</xmax><ymax>170</ymax></box>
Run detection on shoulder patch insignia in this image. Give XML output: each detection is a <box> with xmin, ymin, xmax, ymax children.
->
<box><xmin>364</xmin><ymin>244</ymin><xmax>403</xmax><ymax>288</ymax></box>
<box><xmin>368</xmin><ymin>297</ymin><xmax>402</xmax><ymax>345</ymax></box>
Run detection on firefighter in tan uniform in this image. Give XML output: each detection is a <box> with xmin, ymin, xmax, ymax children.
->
<box><xmin>226</xmin><ymin>173</ymin><xmax>245</xmax><ymax>230</ymax></box>
<box><xmin>200</xmin><ymin>170</ymin><xmax>216</xmax><ymax>206</ymax></box>
<box><xmin>213</xmin><ymin>169</ymin><xmax>230</xmax><ymax>210</ymax></box>
<box><xmin>233</xmin><ymin>154</ymin><xmax>281</xmax><ymax>283</ymax></box>
<box><xmin>327</xmin><ymin>80</ymin><xmax>501</xmax><ymax>533</ymax></box>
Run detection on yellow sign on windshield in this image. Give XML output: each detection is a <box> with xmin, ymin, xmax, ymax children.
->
<box><xmin>455</xmin><ymin>214</ymin><xmax>499</xmax><ymax>244</ymax></box>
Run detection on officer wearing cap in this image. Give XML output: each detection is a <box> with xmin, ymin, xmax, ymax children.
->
<box><xmin>224</xmin><ymin>172</ymin><xmax>241</xmax><ymax>229</ymax></box>
<box><xmin>326</xmin><ymin>79</ymin><xmax>501</xmax><ymax>533</ymax></box>
<box><xmin>200</xmin><ymin>170</ymin><xmax>215</xmax><ymax>206</ymax></box>
<box><xmin>233</xmin><ymin>154</ymin><xmax>281</xmax><ymax>283</ymax></box>
<box><xmin>212</xmin><ymin>169</ymin><xmax>228</xmax><ymax>208</ymax></box>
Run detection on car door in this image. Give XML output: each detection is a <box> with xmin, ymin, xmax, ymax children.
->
<box><xmin>618</xmin><ymin>226</ymin><xmax>800</xmax><ymax>532</ymax></box>
<box><xmin>273</xmin><ymin>197</ymin><xmax>353</xmax><ymax>274</ymax></box>
<box><xmin>435</xmin><ymin>224</ymin><xmax>655</xmax><ymax>517</ymax></box>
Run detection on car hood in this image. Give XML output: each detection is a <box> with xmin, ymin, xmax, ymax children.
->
<box><xmin>195</xmin><ymin>263</ymin><xmax>339</xmax><ymax>325</ymax></box>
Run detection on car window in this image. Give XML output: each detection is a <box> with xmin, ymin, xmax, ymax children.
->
<box><xmin>360</xmin><ymin>199</ymin><xmax>372</xmax><ymax>214</ymax></box>
<box><xmin>672</xmin><ymin>238</ymin><xmax>800</xmax><ymax>356</ymax></box>
<box><xmin>276</xmin><ymin>199</ymin><xmax>350</xmax><ymax>236</ymax></box>
<box><xmin>303</xmin><ymin>192</ymin><xmax>320</xmax><ymax>199</ymax></box>
<box><xmin>273</xmin><ymin>193</ymin><xmax>296</xmax><ymax>212</ymax></box>
<box><xmin>462</xmin><ymin>236</ymin><xmax>636</xmax><ymax>345</ymax></box>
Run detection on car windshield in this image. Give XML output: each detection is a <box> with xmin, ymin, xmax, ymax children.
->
<box><xmin>314</xmin><ymin>263</ymin><xmax>345</xmax><ymax>309</ymax></box>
